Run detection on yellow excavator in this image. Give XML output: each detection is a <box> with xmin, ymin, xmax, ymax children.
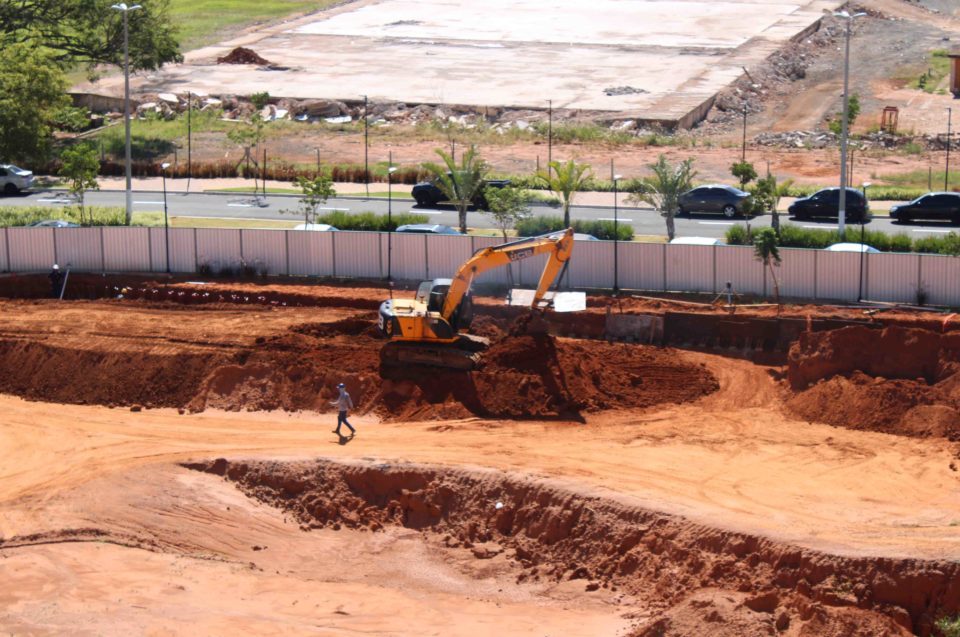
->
<box><xmin>377</xmin><ymin>228</ymin><xmax>575</xmax><ymax>370</ymax></box>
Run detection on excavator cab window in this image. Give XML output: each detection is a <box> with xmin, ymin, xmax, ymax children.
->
<box><xmin>415</xmin><ymin>281</ymin><xmax>433</xmax><ymax>305</ymax></box>
<box><xmin>427</xmin><ymin>285</ymin><xmax>449</xmax><ymax>313</ymax></box>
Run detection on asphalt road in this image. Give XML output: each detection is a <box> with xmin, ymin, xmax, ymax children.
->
<box><xmin>7</xmin><ymin>189</ymin><xmax>958</xmax><ymax>241</ymax></box>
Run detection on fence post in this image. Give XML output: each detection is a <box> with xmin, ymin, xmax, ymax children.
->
<box><xmin>100</xmin><ymin>227</ymin><xmax>106</xmax><ymax>274</ymax></box>
<box><xmin>239</xmin><ymin>229</ymin><xmax>245</xmax><ymax>264</ymax></box>
<box><xmin>661</xmin><ymin>243</ymin><xmax>667</xmax><ymax>292</ymax></box>
<box><xmin>147</xmin><ymin>228</ymin><xmax>154</xmax><ymax>272</ymax></box>
<box><xmin>4</xmin><ymin>227</ymin><xmax>10</xmax><ymax>272</ymax></box>
<box><xmin>285</xmin><ymin>230</ymin><xmax>290</xmax><ymax>276</ymax></box>
<box><xmin>712</xmin><ymin>244</ymin><xmax>717</xmax><ymax>294</ymax></box>
<box><xmin>424</xmin><ymin>234</ymin><xmax>430</xmax><ymax>281</ymax></box>
<box><xmin>378</xmin><ymin>231</ymin><xmax>384</xmax><ymax>279</ymax></box>
<box><xmin>917</xmin><ymin>254</ymin><xmax>923</xmax><ymax>304</ymax></box>
<box><xmin>813</xmin><ymin>250</ymin><xmax>818</xmax><ymax>300</ymax></box>
<box><xmin>193</xmin><ymin>228</ymin><xmax>199</xmax><ymax>274</ymax></box>
<box><xmin>331</xmin><ymin>231</ymin><xmax>337</xmax><ymax>278</ymax></box>
<box><xmin>52</xmin><ymin>227</ymin><xmax>59</xmax><ymax>267</ymax></box>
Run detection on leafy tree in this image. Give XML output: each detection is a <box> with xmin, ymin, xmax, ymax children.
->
<box><xmin>0</xmin><ymin>44</ymin><xmax>70</xmax><ymax>163</ymax></box>
<box><xmin>227</xmin><ymin>113</ymin><xmax>266</xmax><ymax>198</ymax></box>
<box><xmin>422</xmin><ymin>145</ymin><xmax>489</xmax><ymax>233</ymax></box>
<box><xmin>0</xmin><ymin>0</ymin><xmax>181</xmax><ymax>70</ymax></box>
<box><xmin>482</xmin><ymin>185</ymin><xmax>532</xmax><ymax>241</ymax></box>
<box><xmin>59</xmin><ymin>143</ymin><xmax>100</xmax><ymax>225</ymax></box>
<box><xmin>285</xmin><ymin>173</ymin><xmax>337</xmax><ymax>226</ymax></box>
<box><xmin>537</xmin><ymin>159</ymin><xmax>592</xmax><ymax>227</ymax></box>
<box><xmin>828</xmin><ymin>93</ymin><xmax>861</xmax><ymax>135</ymax></box>
<box><xmin>753</xmin><ymin>227</ymin><xmax>782</xmax><ymax>312</ymax></box>
<box><xmin>730</xmin><ymin>160</ymin><xmax>757</xmax><ymax>189</ymax></box>
<box><xmin>627</xmin><ymin>154</ymin><xmax>697</xmax><ymax>241</ymax></box>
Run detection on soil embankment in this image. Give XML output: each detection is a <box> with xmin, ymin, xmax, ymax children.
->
<box><xmin>0</xmin><ymin>302</ymin><xmax>717</xmax><ymax>420</ymax></box>
<box><xmin>192</xmin><ymin>457</ymin><xmax>960</xmax><ymax>636</ymax></box>
<box><xmin>786</xmin><ymin>326</ymin><xmax>960</xmax><ymax>439</ymax></box>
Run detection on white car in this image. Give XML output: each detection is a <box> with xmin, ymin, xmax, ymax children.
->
<box><xmin>0</xmin><ymin>164</ymin><xmax>33</xmax><ymax>195</ymax></box>
<box><xmin>293</xmin><ymin>223</ymin><xmax>338</xmax><ymax>231</ymax></box>
<box><xmin>824</xmin><ymin>242</ymin><xmax>879</xmax><ymax>254</ymax></box>
<box><xmin>669</xmin><ymin>236</ymin><xmax>726</xmax><ymax>246</ymax></box>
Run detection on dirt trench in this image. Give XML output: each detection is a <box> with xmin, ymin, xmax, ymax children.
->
<box><xmin>188</xmin><ymin>457</ymin><xmax>960</xmax><ymax>637</ymax></box>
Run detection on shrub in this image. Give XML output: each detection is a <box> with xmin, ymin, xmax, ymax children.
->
<box><xmin>314</xmin><ymin>211</ymin><xmax>428</xmax><ymax>231</ymax></box>
<box><xmin>937</xmin><ymin>614</ymin><xmax>960</xmax><ymax>637</ymax></box>
<box><xmin>0</xmin><ymin>205</ymin><xmax>140</xmax><ymax>227</ymax></box>
<box><xmin>724</xmin><ymin>224</ymin><xmax>754</xmax><ymax>246</ymax></box>
<box><xmin>514</xmin><ymin>215</ymin><xmax>633</xmax><ymax>241</ymax></box>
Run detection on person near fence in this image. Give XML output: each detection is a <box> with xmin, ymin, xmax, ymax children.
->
<box><xmin>330</xmin><ymin>382</ymin><xmax>356</xmax><ymax>437</ymax></box>
<box><xmin>49</xmin><ymin>264</ymin><xmax>65</xmax><ymax>299</ymax></box>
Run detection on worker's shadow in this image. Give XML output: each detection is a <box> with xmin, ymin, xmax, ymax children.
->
<box><xmin>334</xmin><ymin>432</ymin><xmax>355</xmax><ymax>445</ymax></box>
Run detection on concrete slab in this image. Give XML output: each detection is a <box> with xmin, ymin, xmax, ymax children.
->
<box><xmin>118</xmin><ymin>0</ymin><xmax>846</xmax><ymax>126</ymax></box>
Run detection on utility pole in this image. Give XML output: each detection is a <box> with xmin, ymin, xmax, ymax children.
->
<box><xmin>111</xmin><ymin>3</ymin><xmax>142</xmax><ymax>225</ymax></box>
<box><xmin>947</xmin><ymin>107</ymin><xmax>953</xmax><ymax>191</ymax></box>
<box><xmin>186</xmin><ymin>90</ymin><xmax>192</xmax><ymax>194</ymax></box>
<box><xmin>548</xmin><ymin>99</ymin><xmax>553</xmax><ymax>174</ymax></box>
<box><xmin>363</xmin><ymin>95</ymin><xmax>369</xmax><ymax>198</ymax></box>
<box><xmin>741</xmin><ymin>105</ymin><xmax>747</xmax><ymax>163</ymax></box>
<box><xmin>834</xmin><ymin>10</ymin><xmax>865</xmax><ymax>238</ymax></box>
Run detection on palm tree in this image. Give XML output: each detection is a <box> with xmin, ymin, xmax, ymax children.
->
<box><xmin>753</xmin><ymin>227</ymin><xmax>782</xmax><ymax>314</ymax></box>
<box><xmin>537</xmin><ymin>159</ymin><xmax>592</xmax><ymax>227</ymax></box>
<box><xmin>627</xmin><ymin>154</ymin><xmax>696</xmax><ymax>241</ymax></box>
<box><xmin>422</xmin><ymin>145</ymin><xmax>489</xmax><ymax>233</ymax></box>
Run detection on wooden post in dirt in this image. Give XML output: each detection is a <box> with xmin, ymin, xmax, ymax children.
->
<box><xmin>949</xmin><ymin>51</ymin><xmax>960</xmax><ymax>98</ymax></box>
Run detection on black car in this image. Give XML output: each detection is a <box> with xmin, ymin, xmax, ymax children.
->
<box><xmin>788</xmin><ymin>187</ymin><xmax>870</xmax><ymax>222</ymax></box>
<box><xmin>677</xmin><ymin>185</ymin><xmax>751</xmax><ymax>218</ymax></box>
<box><xmin>890</xmin><ymin>192</ymin><xmax>960</xmax><ymax>224</ymax></box>
<box><xmin>411</xmin><ymin>178</ymin><xmax>510</xmax><ymax>208</ymax></box>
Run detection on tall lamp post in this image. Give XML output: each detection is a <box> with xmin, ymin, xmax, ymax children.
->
<box><xmin>858</xmin><ymin>181</ymin><xmax>871</xmax><ymax>302</ymax></box>
<box><xmin>946</xmin><ymin>107</ymin><xmax>953</xmax><ymax>191</ymax></box>
<box><xmin>161</xmin><ymin>162</ymin><xmax>171</xmax><ymax>273</ymax></box>
<box><xmin>111</xmin><ymin>3</ymin><xmax>142</xmax><ymax>226</ymax></box>
<box><xmin>741</xmin><ymin>105</ymin><xmax>748</xmax><ymax>163</ymax></box>
<box><xmin>832</xmin><ymin>9</ymin><xmax>866</xmax><ymax>239</ymax></box>
<box><xmin>387</xmin><ymin>159</ymin><xmax>397</xmax><ymax>282</ymax></box>
<box><xmin>613</xmin><ymin>173</ymin><xmax>622</xmax><ymax>295</ymax></box>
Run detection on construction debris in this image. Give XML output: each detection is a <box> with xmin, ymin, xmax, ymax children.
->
<box><xmin>217</xmin><ymin>47</ymin><xmax>272</xmax><ymax>65</ymax></box>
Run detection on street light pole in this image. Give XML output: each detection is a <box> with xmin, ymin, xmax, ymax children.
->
<box><xmin>741</xmin><ymin>105</ymin><xmax>747</xmax><ymax>163</ymax></box>
<box><xmin>161</xmin><ymin>162</ymin><xmax>171</xmax><ymax>273</ymax></box>
<box><xmin>111</xmin><ymin>3</ymin><xmax>142</xmax><ymax>226</ymax></box>
<box><xmin>547</xmin><ymin>99</ymin><xmax>553</xmax><ymax>174</ymax></box>
<box><xmin>363</xmin><ymin>95</ymin><xmax>369</xmax><ymax>198</ymax></box>
<box><xmin>946</xmin><ymin>107</ymin><xmax>953</xmax><ymax>191</ymax></box>
<box><xmin>613</xmin><ymin>173</ymin><xmax>622</xmax><ymax>295</ymax></box>
<box><xmin>387</xmin><ymin>154</ymin><xmax>397</xmax><ymax>282</ymax></box>
<box><xmin>833</xmin><ymin>10</ymin><xmax>865</xmax><ymax>239</ymax></box>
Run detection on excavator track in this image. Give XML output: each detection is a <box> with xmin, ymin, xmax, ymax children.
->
<box><xmin>380</xmin><ymin>335</ymin><xmax>489</xmax><ymax>371</ymax></box>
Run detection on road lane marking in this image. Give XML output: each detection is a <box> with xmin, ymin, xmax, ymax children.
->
<box><xmin>36</xmin><ymin>198</ymin><xmax>71</xmax><ymax>203</ymax></box>
<box><xmin>133</xmin><ymin>201</ymin><xmax>164</xmax><ymax>205</ymax></box>
<box><xmin>698</xmin><ymin>221</ymin><xmax>734</xmax><ymax>226</ymax></box>
<box><xmin>227</xmin><ymin>203</ymin><xmax>254</xmax><ymax>208</ymax></box>
<box><xmin>911</xmin><ymin>228</ymin><xmax>952</xmax><ymax>234</ymax></box>
<box><xmin>597</xmin><ymin>217</ymin><xmax>632</xmax><ymax>222</ymax></box>
<box><xmin>319</xmin><ymin>207</ymin><xmax>349</xmax><ymax>211</ymax></box>
<box><xmin>802</xmin><ymin>224</ymin><xmax>837</xmax><ymax>229</ymax></box>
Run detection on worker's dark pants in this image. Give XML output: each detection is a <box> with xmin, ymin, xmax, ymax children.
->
<box><xmin>336</xmin><ymin>411</ymin><xmax>355</xmax><ymax>434</ymax></box>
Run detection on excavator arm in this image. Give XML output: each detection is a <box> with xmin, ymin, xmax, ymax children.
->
<box><xmin>439</xmin><ymin>228</ymin><xmax>575</xmax><ymax>319</ymax></box>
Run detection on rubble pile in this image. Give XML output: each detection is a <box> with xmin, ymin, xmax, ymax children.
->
<box><xmin>216</xmin><ymin>47</ymin><xmax>272</xmax><ymax>65</ymax></box>
<box><xmin>754</xmin><ymin>129</ymin><xmax>943</xmax><ymax>151</ymax></box>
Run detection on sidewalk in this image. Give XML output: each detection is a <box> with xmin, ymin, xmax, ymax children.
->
<box><xmin>89</xmin><ymin>176</ymin><xmax>898</xmax><ymax>214</ymax></box>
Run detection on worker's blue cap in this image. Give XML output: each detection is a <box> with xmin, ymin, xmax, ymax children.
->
<box><xmin>337</xmin><ymin>383</ymin><xmax>345</xmax><ymax>388</ymax></box>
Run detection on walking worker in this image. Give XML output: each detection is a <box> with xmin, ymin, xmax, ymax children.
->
<box><xmin>330</xmin><ymin>382</ymin><xmax>355</xmax><ymax>437</ymax></box>
<box><xmin>49</xmin><ymin>264</ymin><xmax>65</xmax><ymax>299</ymax></box>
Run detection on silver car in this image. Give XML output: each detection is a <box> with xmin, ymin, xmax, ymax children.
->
<box><xmin>0</xmin><ymin>164</ymin><xmax>34</xmax><ymax>195</ymax></box>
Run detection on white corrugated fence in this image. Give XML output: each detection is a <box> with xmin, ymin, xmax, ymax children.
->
<box><xmin>1</xmin><ymin>226</ymin><xmax>957</xmax><ymax>306</ymax></box>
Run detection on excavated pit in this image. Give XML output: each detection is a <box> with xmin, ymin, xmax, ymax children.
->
<box><xmin>0</xmin><ymin>308</ymin><xmax>718</xmax><ymax>420</ymax></box>
<box><xmin>786</xmin><ymin>326</ymin><xmax>960</xmax><ymax>439</ymax></box>
<box><xmin>188</xmin><ymin>457</ymin><xmax>960</xmax><ymax>637</ymax></box>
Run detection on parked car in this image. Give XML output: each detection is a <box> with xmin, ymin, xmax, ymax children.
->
<box><xmin>788</xmin><ymin>187</ymin><xmax>870</xmax><ymax>222</ymax></box>
<box><xmin>669</xmin><ymin>236</ymin><xmax>726</xmax><ymax>246</ymax></box>
<box><xmin>292</xmin><ymin>223</ymin><xmax>338</xmax><ymax>231</ymax></box>
<box><xmin>395</xmin><ymin>223</ymin><xmax>462</xmax><ymax>235</ymax></box>
<box><xmin>890</xmin><ymin>192</ymin><xmax>960</xmax><ymax>224</ymax></box>
<box><xmin>411</xmin><ymin>177</ymin><xmax>510</xmax><ymax>208</ymax></box>
<box><xmin>28</xmin><ymin>220</ymin><xmax>79</xmax><ymax>228</ymax></box>
<box><xmin>677</xmin><ymin>184</ymin><xmax>751</xmax><ymax>218</ymax></box>
<box><xmin>824</xmin><ymin>242</ymin><xmax>879</xmax><ymax>253</ymax></box>
<box><xmin>0</xmin><ymin>164</ymin><xmax>34</xmax><ymax>195</ymax></box>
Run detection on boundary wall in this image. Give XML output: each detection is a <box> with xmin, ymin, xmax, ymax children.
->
<box><xmin>1</xmin><ymin>227</ymin><xmax>957</xmax><ymax>305</ymax></box>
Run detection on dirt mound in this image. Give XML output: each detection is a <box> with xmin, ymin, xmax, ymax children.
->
<box><xmin>786</xmin><ymin>372</ymin><xmax>960</xmax><ymax>439</ymax></box>
<box><xmin>216</xmin><ymin>47</ymin><xmax>271</xmax><ymax>65</ymax></box>
<box><xmin>786</xmin><ymin>326</ymin><xmax>960</xmax><ymax>438</ymax></box>
<box><xmin>190</xmin><ymin>458</ymin><xmax>960</xmax><ymax>636</ymax></box>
